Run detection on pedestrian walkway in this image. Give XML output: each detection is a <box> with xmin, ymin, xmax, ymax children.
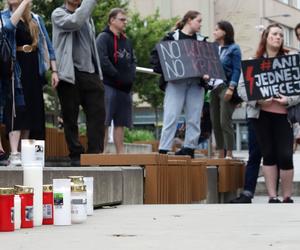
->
<box><xmin>1</xmin><ymin>204</ymin><xmax>299</xmax><ymax>250</ymax></box>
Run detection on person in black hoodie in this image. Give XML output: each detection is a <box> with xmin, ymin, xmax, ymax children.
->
<box><xmin>96</xmin><ymin>8</ymin><xmax>136</xmax><ymax>153</ymax></box>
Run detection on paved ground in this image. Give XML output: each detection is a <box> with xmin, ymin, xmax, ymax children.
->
<box><xmin>1</xmin><ymin>204</ymin><xmax>300</xmax><ymax>250</ymax></box>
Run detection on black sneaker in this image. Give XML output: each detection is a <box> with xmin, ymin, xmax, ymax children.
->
<box><xmin>159</xmin><ymin>149</ymin><xmax>169</xmax><ymax>154</ymax></box>
<box><xmin>70</xmin><ymin>156</ymin><xmax>81</xmax><ymax>167</ymax></box>
<box><xmin>229</xmin><ymin>194</ymin><xmax>252</xmax><ymax>204</ymax></box>
<box><xmin>268</xmin><ymin>197</ymin><xmax>281</xmax><ymax>203</ymax></box>
<box><xmin>175</xmin><ymin>147</ymin><xmax>194</xmax><ymax>158</ymax></box>
<box><xmin>0</xmin><ymin>150</ymin><xmax>8</xmax><ymax>161</ymax></box>
<box><xmin>282</xmin><ymin>197</ymin><xmax>294</xmax><ymax>203</ymax></box>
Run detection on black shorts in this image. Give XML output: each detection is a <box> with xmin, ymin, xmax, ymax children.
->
<box><xmin>253</xmin><ymin>110</ymin><xmax>293</xmax><ymax>170</ymax></box>
<box><xmin>104</xmin><ymin>85</ymin><xmax>132</xmax><ymax>128</ymax></box>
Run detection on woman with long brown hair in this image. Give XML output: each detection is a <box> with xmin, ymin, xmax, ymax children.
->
<box><xmin>152</xmin><ymin>10</ymin><xmax>208</xmax><ymax>158</ymax></box>
<box><xmin>241</xmin><ymin>23</ymin><xmax>300</xmax><ymax>203</ymax></box>
<box><xmin>1</xmin><ymin>0</ymin><xmax>59</xmax><ymax>165</ymax></box>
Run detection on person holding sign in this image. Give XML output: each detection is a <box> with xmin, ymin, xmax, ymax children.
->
<box><xmin>210</xmin><ymin>21</ymin><xmax>242</xmax><ymax>159</ymax></box>
<box><xmin>240</xmin><ymin>23</ymin><xmax>300</xmax><ymax>203</ymax></box>
<box><xmin>154</xmin><ymin>10</ymin><xmax>207</xmax><ymax>158</ymax></box>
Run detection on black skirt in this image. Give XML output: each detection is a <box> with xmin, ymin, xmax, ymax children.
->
<box><xmin>5</xmin><ymin>50</ymin><xmax>46</xmax><ymax>140</ymax></box>
<box><xmin>4</xmin><ymin>20</ymin><xmax>46</xmax><ymax>139</ymax></box>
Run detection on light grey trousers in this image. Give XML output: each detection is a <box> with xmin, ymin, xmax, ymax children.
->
<box><xmin>159</xmin><ymin>80</ymin><xmax>205</xmax><ymax>150</ymax></box>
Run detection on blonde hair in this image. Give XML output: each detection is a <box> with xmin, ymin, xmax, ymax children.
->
<box><xmin>8</xmin><ymin>1</ymin><xmax>39</xmax><ymax>48</ymax></box>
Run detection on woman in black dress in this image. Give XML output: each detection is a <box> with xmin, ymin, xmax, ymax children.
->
<box><xmin>1</xmin><ymin>0</ymin><xmax>59</xmax><ymax>165</ymax></box>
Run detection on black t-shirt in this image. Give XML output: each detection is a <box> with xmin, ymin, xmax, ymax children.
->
<box><xmin>179</xmin><ymin>30</ymin><xmax>197</xmax><ymax>40</ymax></box>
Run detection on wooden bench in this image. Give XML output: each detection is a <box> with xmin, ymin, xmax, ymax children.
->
<box><xmin>81</xmin><ymin>153</ymin><xmax>208</xmax><ymax>204</ymax></box>
<box><xmin>204</xmin><ymin>159</ymin><xmax>245</xmax><ymax>193</ymax></box>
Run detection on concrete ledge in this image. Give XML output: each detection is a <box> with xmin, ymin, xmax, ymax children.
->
<box><xmin>206</xmin><ymin>166</ymin><xmax>218</xmax><ymax>203</ymax></box>
<box><xmin>105</xmin><ymin>142</ymin><xmax>152</xmax><ymax>153</ymax></box>
<box><xmin>0</xmin><ymin>166</ymin><xmax>144</xmax><ymax>206</ymax></box>
<box><xmin>121</xmin><ymin>167</ymin><xmax>144</xmax><ymax>205</ymax></box>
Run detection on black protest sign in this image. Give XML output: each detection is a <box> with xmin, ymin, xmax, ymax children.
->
<box><xmin>242</xmin><ymin>54</ymin><xmax>300</xmax><ymax>101</ymax></box>
<box><xmin>156</xmin><ymin>40</ymin><xmax>226</xmax><ymax>82</ymax></box>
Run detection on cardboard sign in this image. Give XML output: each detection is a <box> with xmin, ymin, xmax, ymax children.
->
<box><xmin>242</xmin><ymin>54</ymin><xmax>300</xmax><ymax>101</ymax></box>
<box><xmin>156</xmin><ymin>39</ymin><xmax>226</xmax><ymax>82</ymax></box>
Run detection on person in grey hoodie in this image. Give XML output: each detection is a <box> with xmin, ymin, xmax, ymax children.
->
<box><xmin>52</xmin><ymin>0</ymin><xmax>105</xmax><ymax>166</ymax></box>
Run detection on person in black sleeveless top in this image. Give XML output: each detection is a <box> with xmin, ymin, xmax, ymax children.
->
<box><xmin>1</xmin><ymin>0</ymin><xmax>58</xmax><ymax>166</ymax></box>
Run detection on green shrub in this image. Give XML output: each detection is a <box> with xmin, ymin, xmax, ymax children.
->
<box><xmin>124</xmin><ymin>128</ymin><xmax>155</xmax><ymax>143</ymax></box>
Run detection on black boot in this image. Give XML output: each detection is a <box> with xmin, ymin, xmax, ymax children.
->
<box><xmin>159</xmin><ymin>149</ymin><xmax>169</xmax><ymax>154</ymax></box>
<box><xmin>175</xmin><ymin>147</ymin><xmax>194</xmax><ymax>158</ymax></box>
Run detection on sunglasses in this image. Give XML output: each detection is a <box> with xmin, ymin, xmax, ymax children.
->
<box><xmin>116</xmin><ymin>18</ymin><xmax>127</xmax><ymax>22</ymax></box>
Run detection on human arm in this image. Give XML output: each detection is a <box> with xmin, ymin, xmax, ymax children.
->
<box><xmin>50</xmin><ymin>60</ymin><xmax>59</xmax><ymax>88</ymax></box>
<box><xmin>96</xmin><ymin>33</ymin><xmax>119</xmax><ymax>77</ymax></box>
<box><xmin>9</xmin><ymin>0</ymin><xmax>32</xmax><ymax>27</ymax></box>
<box><xmin>51</xmin><ymin>0</ymin><xmax>97</xmax><ymax>32</ymax></box>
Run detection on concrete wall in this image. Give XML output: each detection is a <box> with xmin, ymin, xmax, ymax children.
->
<box><xmin>0</xmin><ymin>166</ymin><xmax>144</xmax><ymax>206</ymax></box>
<box><xmin>128</xmin><ymin>0</ymin><xmax>215</xmax><ymax>40</ymax></box>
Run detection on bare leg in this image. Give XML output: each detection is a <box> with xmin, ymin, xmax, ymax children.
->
<box><xmin>103</xmin><ymin>127</ymin><xmax>109</xmax><ymax>153</ymax></box>
<box><xmin>113</xmin><ymin>126</ymin><xmax>125</xmax><ymax>154</ymax></box>
<box><xmin>218</xmin><ymin>149</ymin><xmax>225</xmax><ymax>158</ymax></box>
<box><xmin>280</xmin><ymin>169</ymin><xmax>294</xmax><ymax>199</ymax></box>
<box><xmin>0</xmin><ymin>138</ymin><xmax>4</xmax><ymax>152</ymax></box>
<box><xmin>262</xmin><ymin>165</ymin><xmax>278</xmax><ymax>198</ymax></box>
<box><xmin>9</xmin><ymin>130</ymin><xmax>21</xmax><ymax>153</ymax></box>
<box><xmin>226</xmin><ymin>150</ymin><xmax>233</xmax><ymax>158</ymax></box>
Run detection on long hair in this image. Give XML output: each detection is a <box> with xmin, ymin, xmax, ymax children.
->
<box><xmin>255</xmin><ymin>23</ymin><xmax>287</xmax><ymax>58</ymax></box>
<box><xmin>174</xmin><ymin>10</ymin><xmax>201</xmax><ymax>30</ymax></box>
<box><xmin>8</xmin><ymin>1</ymin><xmax>39</xmax><ymax>49</ymax></box>
<box><xmin>217</xmin><ymin>20</ymin><xmax>235</xmax><ymax>45</ymax></box>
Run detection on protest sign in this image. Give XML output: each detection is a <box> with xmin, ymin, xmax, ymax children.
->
<box><xmin>156</xmin><ymin>40</ymin><xmax>226</xmax><ymax>82</ymax></box>
<box><xmin>242</xmin><ymin>54</ymin><xmax>300</xmax><ymax>101</ymax></box>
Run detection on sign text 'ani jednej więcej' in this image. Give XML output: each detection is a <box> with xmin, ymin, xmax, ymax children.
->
<box><xmin>242</xmin><ymin>54</ymin><xmax>300</xmax><ymax>101</ymax></box>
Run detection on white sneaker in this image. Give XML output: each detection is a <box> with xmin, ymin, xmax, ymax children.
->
<box><xmin>9</xmin><ymin>152</ymin><xmax>21</xmax><ymax>166</ymax></box>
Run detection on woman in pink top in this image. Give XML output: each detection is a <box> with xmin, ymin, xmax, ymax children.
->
<box><xmin>253</xmin><ymin>23</ymin><xmax>298</xmax><ymax>203</ymax></box>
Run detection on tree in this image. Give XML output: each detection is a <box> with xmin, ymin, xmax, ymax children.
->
<box><xmin>92</xmin><ymin>0</ymin><xmax>128</xmax><ymax>33</ymax></box>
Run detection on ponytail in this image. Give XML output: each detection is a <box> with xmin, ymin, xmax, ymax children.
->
<box><xmin>173</xmin><ymin>10</ymin><xmax>201</xmax><ymax>31</ymax></box>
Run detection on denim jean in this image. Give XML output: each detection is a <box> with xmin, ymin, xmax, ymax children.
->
<box><xmin>243</xmin><ymin>119</ymin><xmax>262</xmax><ymax>197</ymax></box>
<box><xmin>159</xmin><ymin>80</ymin><xmax>205</xmax><ymax>150</ymax></box>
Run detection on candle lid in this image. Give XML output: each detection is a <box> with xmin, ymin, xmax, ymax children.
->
<box><xmin>0</xmin><ymin>187</ymin><xmax>14</xmax><ymax>195</ymax></box>
<box><xmin>43</xmin><ymin>185</ymin><xmax>53</xmax><ymax>192</ymax></box>
<box><xmin>14</xmin><ymin>185</ymin><xmax>34</xmax><ymax>194</ymax></box>
<box><xmin>68</xmin><ymin>176</ymin><xmax>84</xmax><ymax>185</ymax></box>
<box><xmin>71</xmin><ymin>184</ymin><xmax>86</xmax><ymax>192</ymax></box>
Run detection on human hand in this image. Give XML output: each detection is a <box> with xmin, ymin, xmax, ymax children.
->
<box><xmin>257</xmin><ymin>97</ymin><xmax>273</xmax><ymax>107</ymax></box>
<box><xmin>273</xmin><ymin>94</ymin><xmax>288</xmax><ymax>106</ymax></box>
<box><xmin>203</xmin><ymin>74</ymin><xmax>210</xmax><ymax>81</ymax></box>
<box><xmin>51</xmin><ymin>72</ymin><xmax>59</xmax><ymax>88</ymax></box>
<box><xmin>224</xmin><ymin>87</ymin><xmax>234</xmax><ymax>102</ymax></box>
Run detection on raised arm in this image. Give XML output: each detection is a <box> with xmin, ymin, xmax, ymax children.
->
<box><xmin>51</xmin><ymin>0</ymin><xmax>97</xmax><ymax>32</ymax></box>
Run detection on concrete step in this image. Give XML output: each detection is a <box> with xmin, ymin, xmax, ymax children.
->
<box><xmin>0</xmin><ymin>166</ymin><xmax>144</xmax><ymax>206</ymax></box>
